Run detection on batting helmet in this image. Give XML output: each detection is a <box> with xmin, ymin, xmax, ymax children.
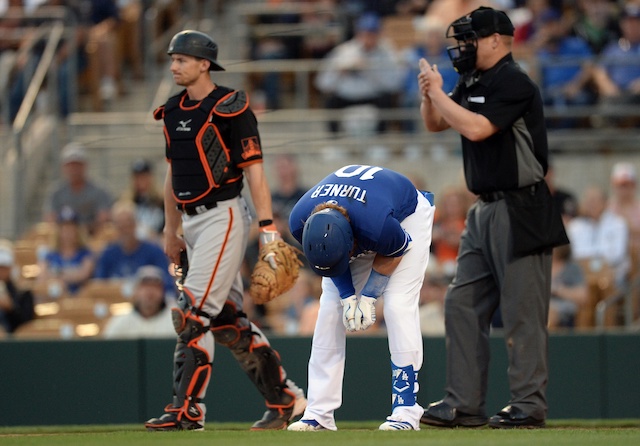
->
<box><xmin>302</xmin><ymin>208</ymin><xmax>353</xmax><ymax>277</ymax></box>
<box><xmin>168</xmin><ymin>30</ymin><xmax>225</xmax><ymax>71</ymax></box>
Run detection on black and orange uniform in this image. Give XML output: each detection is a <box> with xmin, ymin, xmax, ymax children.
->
<box><xmin>146</xmin><ymin>86</ymin><xmax>303</xmax><ymax>431</ymax></box>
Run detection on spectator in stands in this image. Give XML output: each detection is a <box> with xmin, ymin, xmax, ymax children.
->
<box><xmin>424</xmin><ymin>0</ymin><xmax>497</xmax><ymax>32</ymax></box>
<box><xmin>102</xmin><ymin>265</ymin><xmax>175</xmax><ymax>339</ymax></box>
<box><xmin>548</xmin><ymin>244</ymin><xmax>588</xmax><ymax>329</ymax></box>
<box><xmin>37</xmin><ymin>206</ymin><xmax>95</xmax><ymax>296</ymax></box>
<box><xmin>572</xmin><ymin>0</ymin><xmax>620</xmax><ymax>55</ymax></box>
<box><xmin>400</xmin><ymin>16</ymin><xmax>458</xmax><ymax>131</ymax></box>
<box><xmin>567</xmin><ymin>185</ymin><xmax>630</xmax><ymax>289</ymax></box>
<box><xmin>512</xmin><ymin>0</ymin><xmax>557</xmax><ymax>47</ymax></box>
<box><xmin>418</xmin><ymin>259</ymin><xmax>447</xmax><ymax>336</ymax></box>
<box><xmin>120</xmin><ymin>158</ymin><xmax>164</xmax><ymax>243</ymax></box>
<box><xmin>43</xmin><ymin>142</ymin><xmax>113</xmax><ymax>236</ymax></box>
<box><xmin>590</xmin><ymin>3</ymin><xmax>640</xmax><ymax>126</ymax></box>
<box><xmin>532</xmin><ymin>8</ymin><xmax>596</xmax><ymax>127</ymax></box>
<box><xmin>545</xmin><ymin>162</ymin><xmax>579</xmax><ymax>226</ymax></box>
<box><xmin>94</xmin><ymin>200</ymin><xmax>175</xmax><ymax>298</ymax></box>
<box><xmin>299</xmin><ymin>0</ymin><xmax>342</xmax><ymax>59</ymax></box>
<box><xmin>297</xmin><ymin>270</ymin><xmax>323</xmax><ymax>336</ymax></box>
<box><xmin>0</xmin><ymin>239</ymin><xmax>34</xmax><ymax>334</ymax></box>
<box><xmin>6</xmin><ymin>0</ymin><xmax>82</xmax><ymax>120</ymax></box>
<box><xmin>608</xmin><ymin>162</ymin><xmax>640</xmax><ymax>263</ymax></box>
<box><xmin>263</xmin><ymin>268</ymin><xmax>321</xmax><ymax>335</ymax></box>
<box><xmin>271</xmin><ymin>153</ymin><xmax>308</xmax><ymax>225</ymax></box>
<box><xmin>395</xmin><ymin>0</ymin><xmax>429</xmax><ymax>16</ymax></box>
<box><xmin>314</xmin><ymin>12</ymin><xmax>403</xmax><ymax>134</ymax></box>
<box><xmin>73</xmin><ymin>0</ymin><xmax>121</xmax><ymax>103</ymax></box>
<box><xmin>430</xmin><ymin>185</ymin><xmax>470</xmax><ymax>278</ymax></box>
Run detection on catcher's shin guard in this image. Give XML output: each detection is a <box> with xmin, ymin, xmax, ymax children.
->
<box><xmin>211</xmin><ymin>301</ymin><xmax>298</xmax><ymax>429</ymax></box>
<box><xmin>146</xmin><ymin>292</ymin><xmax>212</xmax><ymax>431</ymax></box>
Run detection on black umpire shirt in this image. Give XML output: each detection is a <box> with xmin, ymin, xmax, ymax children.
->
<box><xmin>450</xmin><ymin>54</ymin><xmax>548</xmax><ymax>195</ymax></box>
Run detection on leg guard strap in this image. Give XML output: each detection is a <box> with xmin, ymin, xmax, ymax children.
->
<box><xmin>170</xmin><ymin>297</ymin><xmax>212</xmax><ymax>422</ymax></box>
<box><xmin>211</xmin><ymin>301</ymin><xmax>293</xmax><ymax>408</ymax></box>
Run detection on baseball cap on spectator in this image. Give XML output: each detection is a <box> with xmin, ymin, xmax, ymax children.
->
<box><xmin>469</xmin><ymin>6</ymin><xmax>515</xmax><ymax>37</ymax></box>
<box><xmin>57</xmin><ymin>206</ymin><xmax>79</xmax><ymax>224</ymax></box>
<box><xmin>0</xmin><ymin>240</ymin><xmax>14</xmax><ymax>267</ymax></box>
<box><xmin>356</xmin><ymin>13</ymin><xmax>381</xmax><ymax>33</ymax></box>
<box><xmin>611</xmin><ymin>162</ymin><xmax>637</xmax><ymax>185</ymax></box>
<box><xmin>621</xmin><ymin>4</ymin><xmax>640</xmax><ymax>19</ymax></box>
<box><xmin>134</xmin><ymin>265</ymin><xmax>165</xmax><ymax>287</ymax></box>
<box><xmin>61</xmin><ymin>142</ymin><xmax>87</xmax><ymax>164</ymax></box>
<box><xmin>538</xmin><ymin>8</ymin><xmax>562</xmax><ymax>24</ymax></box>
<box><xmin>131</xmin><ymin>159</ymin><xmax>152</xmax><ymax>174</ymax></box>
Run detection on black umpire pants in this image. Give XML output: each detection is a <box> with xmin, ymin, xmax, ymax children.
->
<box><xmin>442</xmin><ymin>198</ymin><xmax>551</xmax><ymax>420</ymax></box>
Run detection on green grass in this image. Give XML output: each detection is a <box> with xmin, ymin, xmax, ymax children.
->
<box><xmin>0</xmin><ymin>421</ymin><xmax>639</xmax><ymax>446</ymax></box>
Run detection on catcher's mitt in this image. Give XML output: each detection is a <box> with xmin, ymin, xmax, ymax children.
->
<box><xmin>249</xmin><ymin>240</ymin><xmax>303</xmax><ymax>304</ymax></box>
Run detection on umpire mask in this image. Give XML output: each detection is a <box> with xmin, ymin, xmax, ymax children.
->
<box><xmin>446</xmin><ymin>15</ymin><xmax>478</xmax><ymax>75</ymax></box>
<box><xmin>447</xmin><ymin>7</ymin><xmax>515</xmax><ymax>76</ymax></box>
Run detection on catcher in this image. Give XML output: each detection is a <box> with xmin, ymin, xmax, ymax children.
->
<box><xmin>145</xmin><ymin>29</ymin><xmax>306</xmax><ymax>432</ymax></box>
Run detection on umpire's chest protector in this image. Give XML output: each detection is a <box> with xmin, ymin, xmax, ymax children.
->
<box><xmin>154</xmin><ymin>87</ymin><xmax>247</xmax><ymax>204</ymax></box>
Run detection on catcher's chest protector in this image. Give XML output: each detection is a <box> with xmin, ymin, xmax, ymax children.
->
<box><xmin>156</xmin><ymin>88</ymin><xmax>246</xmax><ymax>204</ymax></box>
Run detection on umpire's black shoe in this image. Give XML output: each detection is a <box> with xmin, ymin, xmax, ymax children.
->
<box><xmin>420</xmin><ymin>400</ymin><xmax>488</xmax><ymax>428</ymax></box>
<box><xmin>488</xmin><ymin>405</ymin><xmax>545</xmax><ymax>429</ymax></box>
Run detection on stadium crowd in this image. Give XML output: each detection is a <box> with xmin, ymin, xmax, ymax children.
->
<box><xmin>1</xmin><ymin>0</ymin><xmax>639</xmax><ymax>339</ymax></box>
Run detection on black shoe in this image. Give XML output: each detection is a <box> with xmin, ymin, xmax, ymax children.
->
<box><xmin>145</xmin><ymin>409</ymin><xmax>204</xmax><ymax>431</ymax></box>
<box><xmin>420</xmin><ymin>400</ymin><xmax>488</xmax><ymax>428</ymax></box>
<box><xmin>488</xmin><ymin>405</ymin><xmax>545</xmax><ymax>429</ymax></box>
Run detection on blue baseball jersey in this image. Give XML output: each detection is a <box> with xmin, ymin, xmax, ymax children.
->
<box><xmin>289</xmin><ymin>165</ymin><xmax>418</xmax><ymax>257</ymax></box>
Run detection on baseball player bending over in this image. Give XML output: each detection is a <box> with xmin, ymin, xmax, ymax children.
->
<box><xmin>145</xmin><ymin>30</ymin><xmax>306</xmax><ymax>431</ymax></box>
<box><xmin>287</xmin><ymin>165</ymin><xmax>435</xmax><ymax>431</ymax></box>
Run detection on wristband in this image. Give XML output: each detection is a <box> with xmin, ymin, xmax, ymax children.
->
<box><xmin>258</xmin><ymin>219</ymin><xmax>273</xmax><ymax>227</ymax></box>
<box><xmin>362</xmin><ymin>269</ymin><xmax>390</xmax><ymax>299</ymax></box>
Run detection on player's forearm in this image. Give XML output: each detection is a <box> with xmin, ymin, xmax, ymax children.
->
<box><xmin>245</xmin><ymin>163</ymin><xmax>274</xmax><ymax>222</ymax></box>
<box><xmin>372</xmin><ymin>254</ymin><xmax>402</xmax><ymax>277</ymax></box>
<box><xmin>163</xmin><ymin>166</ymin><xmax>181</xmax><ymax>234</ymax></box>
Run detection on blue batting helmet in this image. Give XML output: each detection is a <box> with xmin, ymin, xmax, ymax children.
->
<box><xmin>302</xmin><ymin>208</ymin><xmax>353</xmax><ymax>277</ymax></box>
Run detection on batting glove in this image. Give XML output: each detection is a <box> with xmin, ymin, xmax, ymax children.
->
<box><xmin>341</xmin><ymin>295</ymin><xmax>359</xmax><ymax>332</ymax></box>
<box><xmin>356</xmin><ymin>296</ymin><xmax>377</xmax><ymax>331</ymax></box>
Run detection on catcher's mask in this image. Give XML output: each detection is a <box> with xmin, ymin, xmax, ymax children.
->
<box><xmin>168</xmin><ymin>30</ymin><xmax>225</xmax><ymax>71</ymax></box>
<box><xmin>302</xmin><ymin>208</ymin><xmax>353</xmax><ymax>278</ymax></box>
<box><xmin>446</xmin><ymin>6</ymin><xmax>514</xmax><ymax>75</ymax></box>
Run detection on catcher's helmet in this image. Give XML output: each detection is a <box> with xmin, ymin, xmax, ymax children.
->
<box><xmin>302</xmin><ymin>208</ymin><xmax>353</xmax><ymax>278</ymax></box>
<box><xmin>168</xmin><ymin>30</ymin><xmax>225</xmax><ymax>71</ymax></box>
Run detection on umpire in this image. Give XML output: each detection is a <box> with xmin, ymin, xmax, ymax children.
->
<box><xmin>418</xmin><ymin>7</ymin><xmax>568</xmax><ymax>429</ymax></box>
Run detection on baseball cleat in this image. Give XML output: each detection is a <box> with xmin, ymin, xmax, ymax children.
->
<box><xmin>287</xmin><ymin>419</ymin><xmax>327</xmax><ymax>431</ymax></box>
<box><xmin>251</xmin><ymin>383</ymin><xmax>307</xmax><ymax>430</ymax></box>
<box><xmin>145</xmin><ymin>412</ymin><xmax>204</xmax><ymax>432</ymax></box>
<box><xmin>379</xmin><ymin>416</ymin><xmax>418</xmax><ymax>431</ymax></box>
<box><xmin>251</xmin><ymin>407</ymin><xmax>293</xmax><ymax>430</ymax></box>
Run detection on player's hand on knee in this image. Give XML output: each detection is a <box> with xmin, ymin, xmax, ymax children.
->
<box><xmin>356</xmin><ymin>296</ymin><xmax>377</xmax><ymax>331</ymax></box>
<box><xmin>340</xmin><ymin>295</ymin><xmax>359</xmax><ymax>332</ymax></box>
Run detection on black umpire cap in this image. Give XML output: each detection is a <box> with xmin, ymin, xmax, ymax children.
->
<box><xmin>469</xmin><ymin>6</ymin><xmax>514</xmax><ymax>38</ymax></box>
